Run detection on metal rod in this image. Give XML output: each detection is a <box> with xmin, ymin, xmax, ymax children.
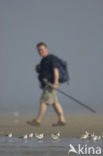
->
<box><xmin>57</xmin><ymin>88</ymin><xmax>96</xmax><ymax>113</ymax></box>
<box><xmin>44</xmin><ymin>79</ymin><xmax>96</xmax><ymax>113</ymax></box>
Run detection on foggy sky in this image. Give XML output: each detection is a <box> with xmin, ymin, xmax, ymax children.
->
<box><xmin>0</xmin><ymin>0</ymin><xmax>103</xmax><ymax>114</ymax></box>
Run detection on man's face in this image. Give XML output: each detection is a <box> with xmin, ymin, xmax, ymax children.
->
<box><xmin>37</xmin><ymin>45</ymin><xmax>48</xmax><ymax>57</ymax></box>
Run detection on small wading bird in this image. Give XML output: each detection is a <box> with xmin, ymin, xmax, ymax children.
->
<box><xmin>19</xmin><ymin>134</ymin><xmax>28</xmax><ymax>139</ymax></box>
<box><xmin>81</xmin><ymin>131</ymin><xmax>95</xmax><ymax>140</ymax></box>
<box><xmin>51</xmin><ymin>132</ymin><xmax>60</xmax><ymax>140</ymax></box>
<box><xmin>98</xmin><ymin>135</ymin><xmax>102</xmax><ymax>140</ymax></box>
<box><xmin>92</xmin><ymin>135</ymin><xmax>99</xmax><ymax>141</ymax></box>
<box><xmin>81</xmin><ymin>131</ymin><xmax>102</xmax><ymax>141</ymax></box>
<box><xmin>35</xmin><ymin>133</ymin><xmax>44</xmax><ymax>139</ymax></box>
<box><xmin>81</xmin><ymin>131</ymin><xmax>90</xmax><ymax>139</ymax></box>
<box><xmin>92</xmin><ymin>135</ymin><xmax>101</xmax><ymax>141</ymax></box>
<box><xmin>29</xmin><ymin>133</ymin><xmax>34</xmax><ymax>138</ymax></box>
<box><xmin>8</xmin><ymin>133</ymin><xmax>13</xmax><ymax>138</ymax></box>
<box><xmin>101</xmin><ymin>134</ymin><xmax>103</xmax><ymax>139</ymax></box>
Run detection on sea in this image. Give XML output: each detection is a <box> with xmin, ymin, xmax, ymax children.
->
<box><xmin>0</xmin><ymin>136</ymin><xmax>103</xmax><ymax>156</ymax></box>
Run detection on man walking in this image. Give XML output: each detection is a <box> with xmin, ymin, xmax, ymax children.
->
<box><xmin>27</xmin><ymin>42</ymin><xmax>66</xmax><ymax>126</ymax></box>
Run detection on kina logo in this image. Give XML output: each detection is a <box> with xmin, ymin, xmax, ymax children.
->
<box><xmin>68</xmin><ymin>144</ymin><xmax>102</xmax><ymax>155</ymax></box>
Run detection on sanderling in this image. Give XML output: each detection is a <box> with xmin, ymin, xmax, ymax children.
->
<box><xmin>29</xmin><ymin>133</ymin><xmax>34</xmax><ymax>138</ymax></box>
<box><xmin>81</xmin><ymin>131</ymin><xmax>90</xmax><ymax>139</ymax></box>
<box><xmin>19</xmin><ymin>134</ymin><xmax>28</xmax><ymax>139</ymax></box>
<box><xmin>35</xmin><ymin>133</ymin><xmax>44</xmax><ymax>139</ymax></box>
<box><xmin>51</xmin><ymin>132</ymin><xmax>60</xmax><ymax>140</ymax></box>
<box><xmin>8</xmin><ymin>133</ymin><xmax>13</xmax><ymax>138</ymax></box>
<box><xmin>92</xmin><ymin>135</ymin><xmax>99</xmax><ymax>141</ymax></box>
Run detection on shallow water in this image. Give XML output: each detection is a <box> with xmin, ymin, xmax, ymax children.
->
<box><xmin>0</xmin><ymin>136</ymin><xmax>103</xmax><ymax>156</ymax></box>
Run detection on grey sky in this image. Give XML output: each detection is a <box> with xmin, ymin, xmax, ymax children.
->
<box><xmin>0</xmin><ymin>0</ymin><xmax>103</xmax><ymax>115</ymax></box>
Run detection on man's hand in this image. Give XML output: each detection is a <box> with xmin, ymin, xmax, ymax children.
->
<box><xmin>52</xmin><ymin>83</ymin><xmax>58</xmax><ymax>89</ymax></box>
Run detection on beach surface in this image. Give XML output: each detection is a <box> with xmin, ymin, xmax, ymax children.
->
<box><xmin>0</xmin><ymin>115</ymin><xmax>103</xmax><ymax>137</ymax></box>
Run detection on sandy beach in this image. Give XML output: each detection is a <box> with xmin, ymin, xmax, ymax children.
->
<box><xmin>0</xmin><ymin>115</ymin><xmax>103</xmax><ymax>138</ymax></box>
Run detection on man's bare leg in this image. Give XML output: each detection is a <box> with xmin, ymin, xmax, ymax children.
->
<box><xmin>27</xmin><ymin>102</ymin><xmax>47</xmax><ymax>126</ymax></box>
<box><xmin>35</xmin><ymin>102</ymin><xmax>47</xmax><ymax>123</ymax></box>
<box><xmin>52</xmin><ymin>102</ymin><xmax>66</xmax><ymax>123</ymax></box>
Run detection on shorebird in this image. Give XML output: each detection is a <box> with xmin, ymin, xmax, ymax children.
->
<box><xmin>51</xmin><ymin>132</ymin><xmax>60</xmax><ymax>140</ymax></box>
<box><xmin>81</xmin><ymin>131</ymin><xmax>90</xmax><ymax>139</ymax></box>
<box><xmin>8</xmin><ymin>133</ymin><xmax>13</xmax><ymax>138</ymax></box>
<box><xmin>92</xmin><ymin>135</ymin><xmax>99</xmax><ymax>141</ymax></box>
<box><xmin>29</xmin><ymin>133</ymin><xmax>34</xmax><ymax>138</ymax></box>
<box><xmin>35</xmin><ymin>133</ymin><xmax>44</xmax><ymax>140</ymax></box>
<box><xmin>98</xmin><ymin>135</ymin><xmax>101</xmax><ymax>140</ymax></box>
<box><xmin>91</xmin><ymin>132</ymin><xmax>95</xmax><ymax>137</ymax></box>
<box><xmin>101</xmin><ymin>133</ymin><xmax>103</xmax><ymax>139</ymax></box>
<box><xmin>88</xmin><ymin>132</ymin><xmax>95</xmax><ymax>140</ymax></box>
<box><xmin>19</xmin><ymin>134</ymin><xmax>28</xmax><ymax>139</ymax></box>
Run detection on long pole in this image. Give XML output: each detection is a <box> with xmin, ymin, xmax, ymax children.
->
<box><xmin>44</xmin><ymin>79</ymin><xmax>96</xmax><ymax>113</ymax></box>
<box><xmin>57</xmin><ymin>88</ymin><xmax>96</xmax><ymax>113</ymax></box>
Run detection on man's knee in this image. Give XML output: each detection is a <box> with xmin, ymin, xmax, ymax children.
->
<box><xmin>40</xmin><ymin>101</ymin><xmax>47</xmax><ymax>107</ymax></box>
<box><xmin>53</xmin><ymin>102</ymin><xmax>61</xmax><ymax>108</ymax></box>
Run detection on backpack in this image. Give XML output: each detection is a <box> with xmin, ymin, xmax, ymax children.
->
<box><xmin>56</xmin><ymin>57</ymin><xmax>70</xmax><ymax>84</ymax></box>
<box><xmin>38</xmin><ymin>55</ymin><xmax>70</xmax><ymax>88</ymax></box>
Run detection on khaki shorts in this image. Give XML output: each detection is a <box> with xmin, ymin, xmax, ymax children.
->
<box><xmin>40</xmin><ymin>85</ymin><xmax>58</xmax><ymax>105</ymax></box>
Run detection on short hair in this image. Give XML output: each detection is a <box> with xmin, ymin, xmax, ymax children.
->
<box><xmin>36</xmin><ymin>42</ymin><xmax>47</xmax><ymax>48</ymax></box>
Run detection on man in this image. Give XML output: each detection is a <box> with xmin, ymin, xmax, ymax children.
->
<box><xmin>27</xmin><ymin>42</ymin><xmax>66</xmax><ymax>126</ymax></box>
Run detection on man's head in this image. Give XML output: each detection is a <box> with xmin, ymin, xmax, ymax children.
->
<box><xmin>36</xmin><ymin>42</ymin><xmax>48</xmax><ymax>57</ymax></box>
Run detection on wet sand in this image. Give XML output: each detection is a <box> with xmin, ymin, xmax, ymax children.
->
<box><xmin>0</xmin><ymin>115</ymin><xmax>103</xmax><ymax>137</ymax></box>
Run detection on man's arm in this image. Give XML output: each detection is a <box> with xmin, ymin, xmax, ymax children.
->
<box><xmin>52</xmin><ymin>68</ymin><xmax>59</xmax><ymax>89</ymax></box>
